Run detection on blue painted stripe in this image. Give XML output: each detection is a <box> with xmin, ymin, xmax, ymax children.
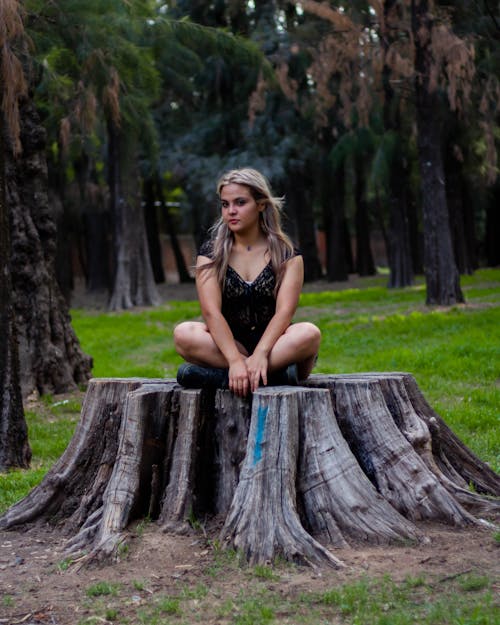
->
<box><xmin>253</xmin><ymin>404</ymin><xmax>268</xmax><ymax>466</ymax></box>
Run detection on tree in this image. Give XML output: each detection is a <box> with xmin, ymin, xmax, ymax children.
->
<box><xmin>25</xmin><ymin>1</ymin><xmax>273</xmax><ymax>306</ymax></box>
<box><xmin>158</xmin><ymin>1</ymin><xmax>325</xmax><ymax>280</ymax></box>
<box><xmin>1</xmin><ymin>375</ymin><xmax>498</xmax><ymax>566</ymax></box>
<box><xmin>320</xmin><ymin>149</ymin><xmax>351</xmax><ymax>282</ymax></box>
<box><xmin>286</xmin><ymin>0</ymin><xmax>495</xmax><ymax>296</ymax></box>
<box><xmin>441</xmin><ymin>0</ymin><xmax>500</xmax><ymax>269</ymax></box>
<box><xmin>411</xmin><ymin>0</ymin><xmax>465</xmax><ymax>305</ymax></box>
<box><xmin>485</xmin><ymin>179</ymin><xmax>500</xmax><ymax>267</ymax></box>
<box><xmin>8</xmin><ymin>97</ymin><xmax>93</xmax><ymax>397</ymax></box>
<box><xmin>380</xmin><ymin>0</ymin><xmax>415</xmax><ymax>288</ymax></box>
<box><xmin>106</xmin><ymin>118</ymin><xmax>161</xmax><ymax>311</ymax></box>
<box><xmin>0</xmin><ymin>0</ymin><xmax>31</xmax><ymax>470</ymax></box>
<box><xmin>22</xmin><ymin>0</ymin><xmax>163</xmax><ymax>310</ymax></box>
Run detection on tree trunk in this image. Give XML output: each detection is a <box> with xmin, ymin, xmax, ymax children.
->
<box><xmin>354</xmin><ymin>157</ymin><xmax>376</xmax><ymax>277</ymax></box>
<box><xmin>386</xmin><ymin>174</ymin><xmax>414</xmax><ymax>288</ymax></box>
<box><xmin>83</xmin><ymin>203</ymin><xmax>111</xmax><ymax>292</ymax></box>
<box><xmin>0</xmin><ymin>116</ymin><xmax>31</xmax><ymax>470</ymax></box>
<box><xmin>47</xmin><ymin>148</ymin><xmax>74</xmax><ymax>303</ymax></box>
<box><xmin>6</xmin><ymin>99</ymin><xmax>92</xmax><ymax>398</ymax></box>
<box><xmin>1</xmin><ymin>374</ymin><xmax>497</xmax><ymax>568</ymax></box>
<box><xmin>322</xmin><ymin>158</ymin><xmax>350</xmax><ymax>282</ymax></box>
<box><xmin>445</xmin><ymin>147</ymin><xmax>475</xmax><ymax>275</ymax></box>
<box><xmin>155</xmin><ymin>173</ymin><xmax>193</xmax><ymax>283</ymax></box>
<box><xmin>411</xmin><ymin>0</ymin><xmax>464</xmax><ymax>305</ymax></box>
<box><xmin>107</xmin><ymin>120</ymin><xmax>160</xmax><ymax>311</ymax></box>
<box><xmin>285</xmin><ymin>167</ymin><xmax>323</xmax><ymax>282</ymax></box>
<box><xmin>143</xmin><ymin>177</ymin><xmax>166</xmax><ymax>284</ymax></box>
<box><xmin>221</xmin><ymin>388</ymin><xmax>343</xmax><ymax>567</ymax></box>
<box><xmin>382</xmin><ymin>0</ymin><xmax>414</xmax><ymax>289</ymax></box>
<box><xmin>408</xmin><ymin>196</ymin><xmax>424</xmax><ymax>274</ymax></box>
<box><xmin>484</xmin><ymin>178</ymin><xmax>500</xmax><ymax>267</ymax></box>
<box><xmin>74</xmin><ymin>155</ymin><xmax>112</xmax><ymax>293</ymax></box>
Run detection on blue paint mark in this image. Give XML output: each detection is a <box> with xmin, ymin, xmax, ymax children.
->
<box><xmin>253</xmin><ymin>404</ymin><xmax>268</xmax><ymax>466</ymax></box>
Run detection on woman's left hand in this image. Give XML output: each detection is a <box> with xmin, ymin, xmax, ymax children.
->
<box><xmin>245</xmin><ymin>351</ymin><xmax>269</xmax><ymax>393</ymax></box>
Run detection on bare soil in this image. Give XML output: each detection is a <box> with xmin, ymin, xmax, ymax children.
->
<box><xmin>1</xmin><ymin>520</ymin><xmax>498</xmax><ymax>624</ymax></box>
<box><xmin>2</xmin><ymin>279</ymin><xmax>498</xmax><ymax>623</ymax></box>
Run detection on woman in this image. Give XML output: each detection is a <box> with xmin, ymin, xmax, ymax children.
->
<box><xmin>174</xmin><ymin>168</ymin><xmax>320</xmax><ymax>397</ymax></box>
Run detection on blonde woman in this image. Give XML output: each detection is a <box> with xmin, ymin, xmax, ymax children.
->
<box><xmin>174</xmin><ymin>168</ymin><xmax>320</xmax><ymax>397</ymax></box>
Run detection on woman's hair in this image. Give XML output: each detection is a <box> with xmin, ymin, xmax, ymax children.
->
<box><xmin>200</xmin><ymin>168</ymin><xmax>295</xmax><ymax>293</ymax></box>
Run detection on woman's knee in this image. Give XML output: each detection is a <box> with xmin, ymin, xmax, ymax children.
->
<box><xmin>298</xmin><ymin>322</ymin><xmax>321</xmax><ymax>352</ymax></box>
<box><xmin>173</xmin><ymin>321</ymin><xmax>199</xmax><ymax>353</ymax></box>
<box><xmin>285</xmin><ymin>322</ymin><xmax>321</xmax><ymax>355</ymax></box>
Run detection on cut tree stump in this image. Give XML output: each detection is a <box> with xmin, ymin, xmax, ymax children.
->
<box><xmin>1</xmin><ymin>374</ymin><xmax>498</xmax><ymax>568</ymax></box>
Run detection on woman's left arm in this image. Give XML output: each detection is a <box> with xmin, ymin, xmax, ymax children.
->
<box><xmin>246</xmin><ymin>255</ymin><xmax>304</xmax><ymax>391</ymax></box>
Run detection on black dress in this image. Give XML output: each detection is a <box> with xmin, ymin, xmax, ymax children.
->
<box><xmin>198</xmin><ymin>240</ymin><xmax>299</xmax><ymax>353</ymax></box>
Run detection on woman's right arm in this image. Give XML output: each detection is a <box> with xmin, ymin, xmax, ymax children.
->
<box><xmin>196</xmin><ymin>255</ymin><xmax>250</xmax><ymax>396</ymax></box>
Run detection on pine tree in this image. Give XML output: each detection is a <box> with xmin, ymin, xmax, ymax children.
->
<box><xmin>0</xmin><ymin>0</ymin><xmax>31</xmax><ymax>469</ymax></box>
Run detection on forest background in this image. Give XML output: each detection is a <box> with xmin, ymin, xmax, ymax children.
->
<box><xmin>0</xmin><ymin>0</ymin><xmax>499</xmax><ymax>467</ymax></box>
<box><xmin>0</xmin><ymin>4</ymin><xmax>499</xmax><ymax>621</ymax></box>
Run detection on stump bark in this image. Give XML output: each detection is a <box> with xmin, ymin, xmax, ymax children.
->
<box><xmin>1</xmin><ymin>373</ymin><xmax>498</xmax><ymax>568</ymax></box>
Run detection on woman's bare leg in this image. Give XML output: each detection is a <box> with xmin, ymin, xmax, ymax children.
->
<box><xmin>174</xmin><ymin>321</ymin><xmax>248</xmax><ymax>367</ymax></box>
<box><xmin>175</xmin><ymin>320</ymin><xmax>319</xmax><ymax>380</ymax></box>
<box><xmin>266</xmin><ymin>322</ymin><xmax>321</xmax><ymax>380</ymax></box>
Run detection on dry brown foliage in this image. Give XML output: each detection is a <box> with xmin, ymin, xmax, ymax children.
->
<box><xmin>300</xmin><ymin>0</ymin><xmax>356</xmax><ymax>32</ymax></box>
<box><xmin>479</xmin><ymin>119</ymin><xmax>498</xmax><ymax>185</ymax></box>
<box><xmin>103</xmin><ymin>66</ymin><xmax>122</xmax><ymax>127</ymax></box>
<box><xmin>248</xmin><ymin>70</ymin><xmax>268</xmax><ymax>126</ymax></box>
<box><xmin>276</xmin><ymin>63</ymin><xmax>299</xmax><ymax>103</ymax></box>
<box><xmin>247</xmin><ymin>0</ymin><xmax>491</xmax><ymax>171</ymax></box>
<box><xmin>429</xmin><ymin>24</ymin><xmax>475</xmax><ymax>113</ymax></box>
<box><xmin>370</xmin><ymin>0</ymin><xmax>385</xmax><ymax>24</ymax></box>
<box><xmin>281</xmin><ymin>0</ymin><xmax>483</xmax><ymax>139</ymax></box>
<box><xmin>478</xmin><ymin>73</ymin><xmax>500</xmax><ymax>183</ymax></box>
<box><xmin>297</xmin><ymin>1</ymin><xmax>374</xmax><ymax>129</ymax></box>
<box><xmin>0</xmin><ymin>0</ymin><xmax>27</xmax><ymax>154</ymax></box>
<box><xmin>59</xmin><ymin>116</ymin><xmax>71</xmax><ymax>155</ymax></box>
<box><xmin>84</xmin><ymin>87</ymin><xmax>98</xmax><ymax>132</ymax></box>
<box><xmin>60</xmin><ymin>80</ymin><xmax>99</xmax><ymax>155</ymax></box>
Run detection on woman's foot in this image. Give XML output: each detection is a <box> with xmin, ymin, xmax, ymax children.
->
<box><xmin>267</xmin><ymin>363</ymin><xmax>298</xmax><ymax>386</ymax></box>
<box><xmin>176</xmin><ymin>363</ymin><xmax>229</xmax><ymax>389</ymax></box>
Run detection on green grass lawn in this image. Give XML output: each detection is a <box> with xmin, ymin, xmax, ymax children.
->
<box><xmin>71</xmin><ymin>267</ymin><xmax>499</xmax><ymax>471</ymax></box>
<box><xmin>1</xmin><ymin>268</ymin><xmax>499</xmax><ymax>515</ymax></box>
<box><xmin>1</xmin><ymin>269</ymin><xmax>498</xmax><ymax>625</ymax></box>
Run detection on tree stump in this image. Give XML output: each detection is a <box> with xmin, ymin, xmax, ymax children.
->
<box><xmin>1</xmin><ymin>374</ymin><xmax>498</xmax><ymax>568</ymax></box>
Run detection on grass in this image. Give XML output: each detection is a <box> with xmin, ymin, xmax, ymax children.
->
<box><xmin>308</xmin><ymin>575</ymin><xmax>497</xmax><ymax>625</ymax></box>
<box><xmin>0</xmin><ymin>268</ymin><xmax>499</xmax><ymax>625</ymax></box>
<box><xmin>69</xmin><ymin>302</ymin><xmax>200</xmax><ymax>379</ymax></box>
<box><xmin>73</xmin><ymin>267</ymin><xmax>499</xmax><ymax>474</ymax></box>
<box><xmin>86</xmin><ymin>581</ymin><xmax>121</xmax><ymax>597</ymax></box>
<box><xmin>0</xmin><ymin>268</ymin><xmax>498</xmax><ymax>513</ymax></box>
<box><xmin>72</xmin><ymin>571</ymin><xmax>497</xmax><ymax>625</ymax></box>
<box><xmin>0</xmin><ymin>399</ymin><xmax>81</xmax><ymax>512</ymax></box>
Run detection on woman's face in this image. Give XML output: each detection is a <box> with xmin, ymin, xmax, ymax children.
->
<box><xmin>220</xmin><ymin>183</ymin><xmax>263</xmax><ymax>235</ymax></box>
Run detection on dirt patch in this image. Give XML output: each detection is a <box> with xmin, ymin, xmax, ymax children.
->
<box><xmin>1</xmin><ymin>521</ymin><xmax>498</xmax><ymax>624</ymax></box>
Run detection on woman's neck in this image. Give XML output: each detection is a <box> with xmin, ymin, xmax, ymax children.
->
<box><xmin>233</xmin><ymin>232</ymin><xmax>267</xmax><ymax>252</ymax></box>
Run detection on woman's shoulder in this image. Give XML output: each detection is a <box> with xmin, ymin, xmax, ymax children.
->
<box><xmin>283</xmin><ymin>245</ymin><xmax>301</xmax><ymax>262</ymax></box>
<box><xmin>198</xmin><ymin>239</ymin><xmax>214</xmax><ymax>258</ymax></box>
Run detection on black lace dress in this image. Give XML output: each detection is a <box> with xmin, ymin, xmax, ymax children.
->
<box><xmin>198</xmin><ymin>240</ymin><xmax>300</xmax><ymax>353</ymax></box>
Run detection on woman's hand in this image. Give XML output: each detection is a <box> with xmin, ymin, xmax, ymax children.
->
<box><xmin>228</xmin><ymin>358</ymin><xmax>250</xmax><ymax>397</ymax></box>
<box><xmin>245</xmin><ymin>350</ymin><xmax>269</xmax><ymax>393</ymax></box>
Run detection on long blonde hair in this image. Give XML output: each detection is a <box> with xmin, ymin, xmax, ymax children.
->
<box><xmin>200</xmin><ymin>168</ymin><xmax>295</xmax><ymax>294</ymax></box>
